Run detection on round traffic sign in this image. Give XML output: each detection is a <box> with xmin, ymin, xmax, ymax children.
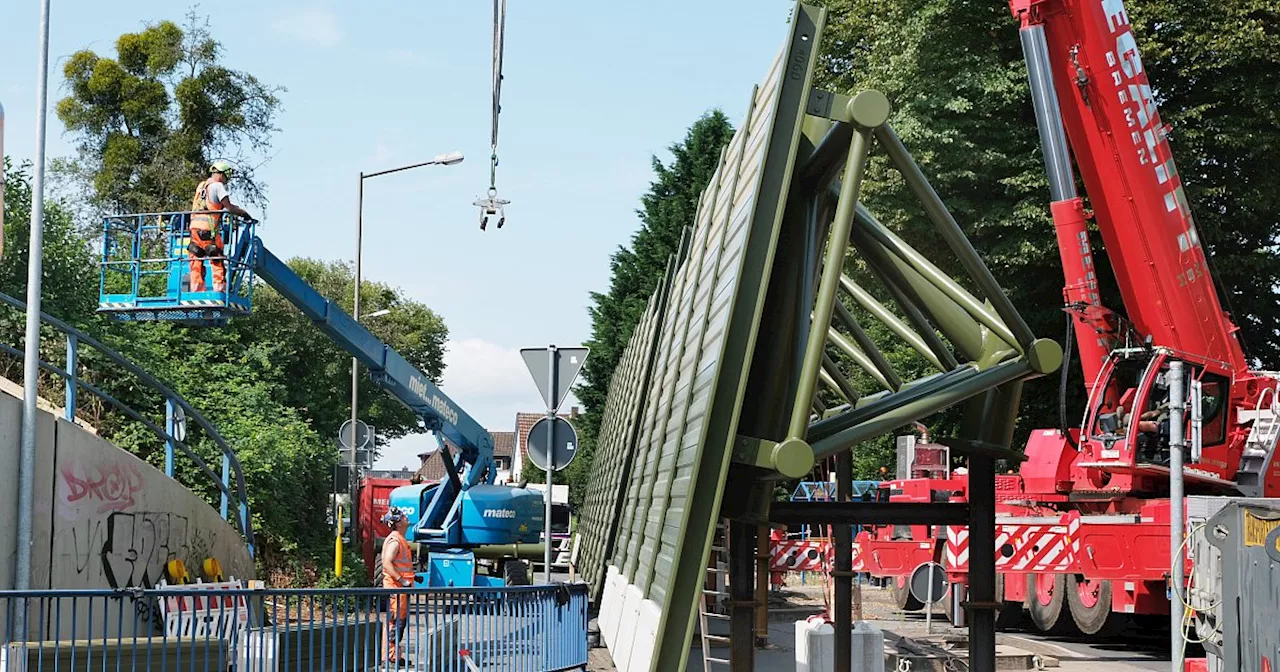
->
<box><xmin>909</xmin><ymin>561</ymin><xmax>948</xmax><ymax>604</ymax></box>
<box><xmin>527</xmin><ymin>417</ymin><xmax>578</xmax><ymax>472</ymax></box>
<box><xmin>338</xmin><ymin>419</ymin><xmax>372</xmax><ymax>450</ymax></box>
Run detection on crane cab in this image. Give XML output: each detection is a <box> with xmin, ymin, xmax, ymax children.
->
<box><xmin>1076</xmin><ymin>347</ymin><xmax>1240</xmax><ymax>493</ymax></box>
<box><xmin>97</xmin><ymin>211</ymin><xmax>257</xmax><ymax>325</ymax></box>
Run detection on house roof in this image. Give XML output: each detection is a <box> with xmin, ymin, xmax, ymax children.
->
<box><xmin>414</xmin><ymin>430</ymin><xmax>516</xmax><ymax>483</ymax></box>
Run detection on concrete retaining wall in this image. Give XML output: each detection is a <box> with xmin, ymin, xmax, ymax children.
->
<box><xmin>0</xmin><ymin>384</ymin><xmax>254</xmax><ymax>591</ymax></box>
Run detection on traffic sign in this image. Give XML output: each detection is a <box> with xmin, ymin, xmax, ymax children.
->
<box><xmin>338</xmin><ymin>419</ymin><xmax>373</xmax><ymax>451</ymax></box>
<box><xmin>520</xmin><ymin>346</ymin><xmax>589</xmax><ymax>410</ymax></box>
<box><xmin>527</xmin><ymin>416</ymin><xmax>578</xmax><ymax>472</ymax></box>
<box><xmin>909</xmin><ymin>561</ymin><xmax>948</xmax><ymax>604</ymax></box>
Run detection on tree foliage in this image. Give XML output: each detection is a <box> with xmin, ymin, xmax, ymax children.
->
<box><xmin>807</xmin><ymin>0</ymin><xmax>1280</xmax><ymax>469</ymax></box>
<box><xmin>55</xmin><ymin>11</ymin><xmax>282</xmax><ymax>213</ymax></box>
<box><xmin>569</xmin><ymin>111</ymin><xmax>735</xmax><ymax>509</ymax></box>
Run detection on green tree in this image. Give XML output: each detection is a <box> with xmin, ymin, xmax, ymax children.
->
<box><xmin>239</xmin><ymin>258</ymin><xmax>449</xmax><ymax>446</ymax></box>
<box><xmin>809</xmin><ymin>0</ymin><xmax>1280</xmax><ymax>459</ymax></box>
<box><xmin>569</xmin><ymin>111</ymin><xmax>734</xmax><ymax>508</ymax></box>
<box><xmin>55</xmin><ymin>11</ymin><xmax>281</xmax><ymax>214</ymax></box>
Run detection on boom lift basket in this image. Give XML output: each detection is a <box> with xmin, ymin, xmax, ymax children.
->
<box><xmin>97</xmin><ymin>211</ymin><xmax>257</xmax><ymax>325</ymax></box>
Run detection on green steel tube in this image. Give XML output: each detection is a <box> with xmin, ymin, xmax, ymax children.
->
<box><xmin>839</xmin><ymin>276</ymin><xmax>945</xmax><ymax>371</ymax></box>
<box><xmin>822</xmin><ymin>352</ymin><xmax>861</xmax><ymax>402</ymax></box>
<box><xmin>811</xmin><ymin>358</ymin><xmax>1035</xmax><ymax>457</ymax></box>
<box><xmin>852</xmin><ymin>223</ymin><xmax>984</xmax><ymax>361</ymax></box>
<box><xmin>875</xmin><ymin>123</ymin><xmax>1038</xmax><ymax>350</ymax></box>
<box><xmin>827</xmin><ymin>327</ymin><xmax>892</xmax><ymax>391</ymax></box>
<box><xmin>854</xmin><ymin>204</ymin><xmax>1019</xmax><ymax>351</ymax></box>
<box><xmin>471</xmin><ymin>543</ymin><xmax>548</xmax><ymax>560</ymax></box>
<box><xmin>808</xmin><ymin>367</ymin><xmax>973</xmax><ymax>443</ymax></box>
<box><xmin>832</xmin><ymin>299</ymin><xmax>901</xmax><ymax>390</ymax></box>
<box><xmin>788</xmin><ymin>94</ymin><xmax>887</xmax><ymax>440</ymax></box>
<box><xmin>855</xmin><ymin>229</ymin><xmax>965</xmax><ymax>368</ymax></box>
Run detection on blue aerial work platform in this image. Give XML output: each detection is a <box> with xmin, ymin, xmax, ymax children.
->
<box><xmin>98</xmin><ymin>211</ymin><xmax>544</xmax><ymax>586</ymax></box>
<box><xmin>98</xmin><ymin>211</ymin><xmax>256</xmax><ymax>324</ymax></box>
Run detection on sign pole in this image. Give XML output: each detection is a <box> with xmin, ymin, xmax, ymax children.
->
<box><xmin>545</xmin><ymin>344</ymin><xmax>558</xmax><ymax>583</ymax></box>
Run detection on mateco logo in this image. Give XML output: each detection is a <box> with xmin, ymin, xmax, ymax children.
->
<box><xmin>408</xmin><ymin>376</ymin><xmax>459</xmax><ymax>426</ymax></box>
<box><xmin>482</xmin><ymin>509</ymin><xmax>516</xmax><ymax>519</ymax></box>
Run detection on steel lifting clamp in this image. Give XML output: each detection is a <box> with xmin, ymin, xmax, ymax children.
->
<box><xmin>474</xmin><ymin>188</ymin><xmax>510</xmax><ymax>231</ymax></box>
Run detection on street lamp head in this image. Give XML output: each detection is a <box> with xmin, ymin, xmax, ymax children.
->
<box><xmin>364</xmin><ymin>309</ymin><xmax>391</xmax><ymax>319</ymax></box>
<box><xmin>434</xmin><ymin>151</ymin><xmax>464</xmax><ymax>166</ymax></box>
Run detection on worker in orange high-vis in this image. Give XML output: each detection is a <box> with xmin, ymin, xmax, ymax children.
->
<box><xmin>381</xmin><ymin>507</ymin><xmax>415</xmax><ymax>668</ymax></box>
<box><xmin>188</xmin><ymin>160</ymin><xmax>252</xmax><ymax>293</ymax></box>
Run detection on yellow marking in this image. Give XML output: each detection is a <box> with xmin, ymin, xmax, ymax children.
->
<box><xmin>1243</xmin><ymin>510</ymin><xmax>1280</xmax><ymax>548</ymax></box>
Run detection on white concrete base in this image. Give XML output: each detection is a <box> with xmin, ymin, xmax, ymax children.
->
<box><xmin>599</xmin><ymin>566</ymin><xmax>622</xmax><ymax>648</ymax></box>
<box><xmin>626</xmin><ymin>598</ymin><xmax>660</xmax><ymax>672</ymax></box>
<box><xmin>611</xmin><ymin>583</ymin><xmax>645</xmax><ymax>672</ymax></box>
<box><xmin>795</xmin><ymin>618</ymin><xmax>834</xmax><ymax>672</ymax></box>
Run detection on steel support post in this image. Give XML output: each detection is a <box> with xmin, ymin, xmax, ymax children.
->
<box><xmin>221</xmin><ymin>452</ymin><xmax>230</xmax><ymax>520</ymax></box>
<box><xmin>165</xmin><ymin>398</ymin><xmax>177</xmax><ymax>477</ymax></box>
<box><xmin>755</xmin><ymin>524</ymin><xmax>769</xmax><ymax>648</ymax></box>
<box><xmin>64</xmin><ymin>333</ymin><xmax>77</xmax><ymax>422</ymax></box>
<box><xmin>729</xmin><ymin>520</ymin><xmax>757</xmax><ymax>670</ymax></box>
<box><xmin>17</xmin><ymin>0</ymin><xmax>54</xmax><ymax>622</ymax></box>
<box><xmin>834</xmin><ymin>449</ymin><xmax>853</xmax><ymax>672</ymax></box>
<box><xmin>968</xmin><ymin>453</ymin><xmax>996</xmax><ymax>672</ymax></box>
<box><xmin>544</xmin><ymin>344</ymin><xmax>558</xmax><ymax>583</ymax></box>
<box><xmin>1169</xmin><ymin>359</ymin><xmax>1185</xmax><ymax>672</ymax></box>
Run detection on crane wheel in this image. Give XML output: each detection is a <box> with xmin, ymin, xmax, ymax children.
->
<box><xmin>503</xmin><ymin>560</ymin><xmax>531</xmax><ymax>586</ymax></box>
<box><xmin>1026</xmin><ymin>573</ymin><xmax>1075</xmax><ymax>634</ymax></box>
<box><xmin>891</xmin><ymin>575</ymin><xmax>924</xmax><ymax>611</ymax></box>
<box><xmin>1066</xmin><ymin>575</ymin><xmax>1128</xmax><ymax>636</ymax></box>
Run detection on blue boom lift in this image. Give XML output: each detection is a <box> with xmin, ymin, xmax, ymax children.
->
<box><xmin>97</xmin><ymin>211</ymin><xmax>544</xmax><ymax>586</ymax></box>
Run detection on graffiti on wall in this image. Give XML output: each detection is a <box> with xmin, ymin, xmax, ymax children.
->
<box><xmin>61</xmin><ymin>460</ymin><xmax>145</xmax><ymax>513</ymax></box>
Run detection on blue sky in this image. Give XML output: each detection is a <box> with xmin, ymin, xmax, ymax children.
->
<box><xmin>3</xmin><ymin>1</ymin><xmax>794</xmax><ymax>470</ymax></box>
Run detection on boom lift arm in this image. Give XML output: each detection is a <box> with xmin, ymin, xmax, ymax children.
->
<box><xmin>245</xmin><ymin>235</ymin><xmax>505</xmax><ymax>536</ymax></box>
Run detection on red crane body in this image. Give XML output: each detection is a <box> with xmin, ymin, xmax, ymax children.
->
<box><xmin>852</xmin><ymin>0</ymin><xmax>1280</xmax><ymax>634</ymax></box>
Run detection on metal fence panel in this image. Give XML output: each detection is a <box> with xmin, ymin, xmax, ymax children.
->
<box><xmin>0</xmin><ymin>585</ymin><xmax>587</xmax><ymax>672</ymax></box>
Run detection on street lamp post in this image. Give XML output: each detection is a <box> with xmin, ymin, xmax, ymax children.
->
<box><xmin>349</xmin><ymin>151</ymin><xmax>463</xmax><ymax>453</ymax></box>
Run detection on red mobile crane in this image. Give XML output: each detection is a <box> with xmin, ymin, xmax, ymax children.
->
<box><xmin>856</xmin><ymin>0</ymin><xmax>1280</xmax><ymax>635</ymax></box>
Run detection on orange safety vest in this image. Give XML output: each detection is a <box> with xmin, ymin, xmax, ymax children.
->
<box><xmin>383</xmin><ymin>531</ymin><xmax>414</xmax><ymax>587</ymax></box>
<box><xmin>189</xmin><ymin>178</ymin><xmax>226</xmax><ymax>233</ymax></box>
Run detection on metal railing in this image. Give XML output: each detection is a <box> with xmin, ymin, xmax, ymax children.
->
<box><xmin>0</xmin><ymin>291</ymin><xmax>255</xmax><ymax>554</ymax></box>
<box><xmin>98</xmin><ymin>211</ymin><xmax>257</xmax><ymax>313</ymax></box>
<box><xmin>0</xmin><ymin>585</ymin><xmax>589</xmax><ymax>671</ymax></box>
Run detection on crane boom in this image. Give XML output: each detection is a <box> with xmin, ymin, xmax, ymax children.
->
<box><xmin>1013</xmin><ymin>0</ymin><xmax>1248</xmax><ymax>377</ymax></box>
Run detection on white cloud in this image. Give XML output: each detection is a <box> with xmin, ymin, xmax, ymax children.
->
<box><xmin>272</xmin><ymin>9</ymin><xmax>344</xmax><ymax>48</ymax></box>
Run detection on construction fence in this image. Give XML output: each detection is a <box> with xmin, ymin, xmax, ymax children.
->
<box><xmin>0</xmin><ymin>584</ymin><xmax>589</xmax><ymax>672</ymax></box>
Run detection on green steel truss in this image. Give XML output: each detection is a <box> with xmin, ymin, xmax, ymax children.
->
<box><xmin>576</xmin><ymin>3</ymin><xmax>1062</xmax><ymax>670</ymax></box>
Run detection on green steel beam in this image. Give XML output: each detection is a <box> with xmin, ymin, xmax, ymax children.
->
<box><xmin>827</xmin><ymin>326</ymin><xmax>893</xmax><ymax>391</ymax></box>
<box><xmin>875</xmin><ymin>123</ymin><xmax>1038</xmax><ymax>350</ymax></box>
<box><xmin>838</xmin><ymin>276</ymin><xmax>945</xmax><ymax>371</ymax></box>
<box><xmin>808</xmin><ymin>367</ymin><xmax>974</xmax><ymax>444</ymax></box>
<box><xmin>852</xmin><ymin>222</ymin><xmax>985</xmax><ymax>360</ymax></box>
<box><xmin>788</xmin><ymin>91</ymin><xmax>889</xmax><ymax>441</ymax></box>
<box><xmin>854</xmin><ymin>229</ymin><xmax>966</xmax><ymax>368</ymax></box>
<box><xmin>810</xmin><ymin>359</ymin><xmax>1031</xmax><ymax>456</ymax></box>
<box><xmin>832</xmin><ymin>299</ymin><xmax>901</xmax><ymax>390</ymax></box>
<box><xmin>822</xmin><ymin>352</ymin><xmax>861</xmax><ymax>402</ymax></box>
<box><xmin>854</xmin><ymin>204</ymin><xmax>1019</xmax><ymax>351</ymax></box>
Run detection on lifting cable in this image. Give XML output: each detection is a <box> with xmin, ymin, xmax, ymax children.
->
<box><xmin>475</xmin><ymin>0</ymin><xmax>511</xmax><ymax>231</ymax></box>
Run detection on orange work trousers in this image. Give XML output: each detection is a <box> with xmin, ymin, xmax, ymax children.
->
<box><xmin>385</xmin><ymin>593</ymin><xmax>409</xmax><ymax>663</ymax></box>
<box><xmin>188</xmin><ymin>229</ymin><xmax>226</xmax><ymax>293</ymax></box>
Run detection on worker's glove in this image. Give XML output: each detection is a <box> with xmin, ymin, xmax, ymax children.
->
<box><xmin>399</xmin><ymin>578</ymin><xmax>413</xmax><ymax>588</ymax></box>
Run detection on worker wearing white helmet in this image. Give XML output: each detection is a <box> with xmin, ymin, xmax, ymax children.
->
<box><xmin>381</xmin><ymin>506</ymin><xmax>414</xmax><ymax>667</ymax></box>
<box><xmin>188</xmin><ymin>160</ymin><xmax>252</xmax><ymax>293</ymax></box>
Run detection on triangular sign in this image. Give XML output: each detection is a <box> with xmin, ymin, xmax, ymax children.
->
<box><xmin>520</xmin><ymin>346</ymin><xmax>590</xmax><ymax>410</ymax></box>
